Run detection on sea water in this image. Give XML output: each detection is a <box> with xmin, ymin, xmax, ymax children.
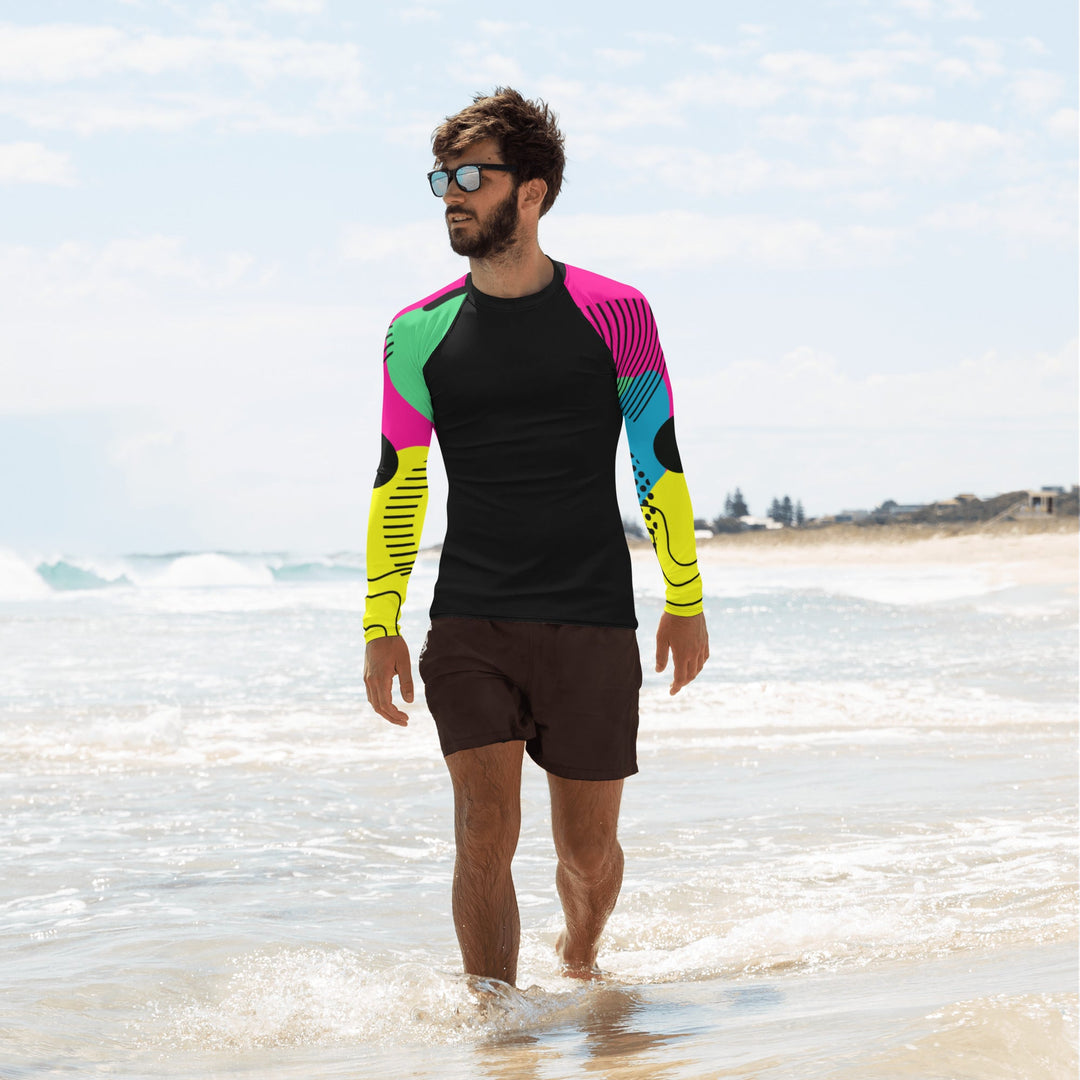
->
<box><xmin>0</xmin><ymin>546</ymin><xmax>1075</xmax><ymax>1078</ymax></box>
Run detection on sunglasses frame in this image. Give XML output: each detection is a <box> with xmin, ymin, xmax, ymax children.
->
<box><xmin>427</xmin><ymin>163</ymin><xmax>517</xmax><ymax>197</ymax></box>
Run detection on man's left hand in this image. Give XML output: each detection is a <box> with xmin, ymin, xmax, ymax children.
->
<box><xmin>655</xmin><ymin>611</ymin><xmax>709</xmax><ymax>695</ymax></box>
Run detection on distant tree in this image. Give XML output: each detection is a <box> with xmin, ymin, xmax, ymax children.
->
<box><xmin>781</xmin><ymin>495</ymin><xmax>793</xmax><ymax>526</ymax></box>
<box><xmin>723</xmin><ymin>492</ymin><xmax>734</xmax><ymax>517</ymax></box>
<box><xmin>795</xmin><ymin>500</ymin><xmax>805</xmax><ymax>527</ymax></box>
<box><xmin>768</xmin><ymin>497</ymin><xmax>782</xmax><ymax>523</ymax></box>
<box><xmin>693</xmin><ymin>517</ymin><xmax>713</xmax><ymax>533</ymax></box>
<box><xmin>622</xmin><ymin>517</ymin><xmax>646</xmax><ymax>540</ymax></box>
<box><xmin>711</xmin><ymin>515</ymin><xmax>744</xmax><ymax>534</ymax></box>
<box><xmin>731</xmin><ymin>488</ymin><xmax>749</xmax><ymax>517</ymax></box>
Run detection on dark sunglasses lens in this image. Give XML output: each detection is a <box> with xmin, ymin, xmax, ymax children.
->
<box><xmin>429</xmin><ymin>171</ymin><xmax>449</xmax><ymax>197</ymax></box>
<box><xmin>456</xmin><ymin>165</ymin><xmax>481</xmax><ymax>192</ymax></box>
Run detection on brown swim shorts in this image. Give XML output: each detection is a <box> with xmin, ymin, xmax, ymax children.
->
<box><xmin>418</xmin><ymin>617</ymin><xmax>642</xmax><ymax>781</ymax></box>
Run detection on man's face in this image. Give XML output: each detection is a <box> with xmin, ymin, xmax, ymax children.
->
<box><xmin>438</xmin><ymin>138</ymin><xmax>520</xmax><ymax>259</ymax></box>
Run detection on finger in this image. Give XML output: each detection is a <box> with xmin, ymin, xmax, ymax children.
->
<box><xmin>398</xmin><ymin>663</ymin><xmax>414</xmax><ymax>704</ymax></box>
<box><xmin>655</xmin><ymin>635</ymin><xmax>669</xmax><ymax>674</ymax></box>
<box><xmin>367</xmin><ymin>672</ymin><xmax>409</xmax><ymax>726</ymax></box>
<box><xmin>670</xmin><ymin>652</ymin><xmax>696</xmax><ymax>695</ymax></box>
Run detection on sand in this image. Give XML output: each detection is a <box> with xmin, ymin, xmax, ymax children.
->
<box><xmin>631</xmin><ymin>519</ymin><xmax>1079</xmax><ymax>591</ymax></box>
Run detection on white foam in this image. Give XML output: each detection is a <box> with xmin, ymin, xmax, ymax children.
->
<box><xmin>0</xmin><ymin>549</ymin><xmax>49</xmax><ymax>600</ymax></box>
<box><xmin>165</xmin><ymin>948</ymin><xmax>590</xmax><ymax>1050</ymax></box>
<box><xmin>151</xmin><ymin>554</ymin><xmax>275</xmax><ymax>588</ymax></box>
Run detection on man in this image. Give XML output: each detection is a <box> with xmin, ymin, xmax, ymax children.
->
<box><xmin>363</xmin><ymin>88</ymin><xmax>708</xmax><ymax>987</ymax></box>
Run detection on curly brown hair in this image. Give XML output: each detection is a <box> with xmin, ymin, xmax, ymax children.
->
<box><xmin>431</xmin><ymin>87</ymin><xmax>565</xmax><ymax>217</ymax></box>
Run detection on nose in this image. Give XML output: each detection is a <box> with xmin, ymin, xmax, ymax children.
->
<box><xmin>441</xmin><ymin>177</ymin><xmax>467</xmax><ymax>203</ymax></box>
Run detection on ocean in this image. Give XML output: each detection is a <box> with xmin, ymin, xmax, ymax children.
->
<box><xmin>1</xmin><ymin>545</ymin><xmax>1076</xmax><ymax>1078</ymax></box>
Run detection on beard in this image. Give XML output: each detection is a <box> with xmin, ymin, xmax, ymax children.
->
<box><xmin>447</xmin><ymin>186</ymin><xmax>520</xmax><ymax>259</ymax></box>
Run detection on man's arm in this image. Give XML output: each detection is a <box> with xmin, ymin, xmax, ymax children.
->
<box><xmin>601</xmin><ymin>292</ymin><xmax>707</xmax><ymax>692</ymax></box>
<box><xmin>363</xmin><ymin>321</ymin><xmax>436</xmax><ymax>723</ymax></box>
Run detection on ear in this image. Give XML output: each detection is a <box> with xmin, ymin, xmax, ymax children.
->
<box><xmin>517</xmin><ymin>177</ymin><xmax>548</xmax><ymax>215</ymax></box>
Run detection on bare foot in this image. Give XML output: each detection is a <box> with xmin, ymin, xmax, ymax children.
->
<box><xmin>555</xmin><ymin>930</ymin><xmax>604</xmax><ymax>980</ymax></box>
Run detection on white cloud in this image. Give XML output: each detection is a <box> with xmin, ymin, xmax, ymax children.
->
<box><xmin>922</xmin><ymin>180</ymin><xmax>1077</xmax><ymax>245</ymax></box>
<box><xmin>263</xmin><ymin>0</ymin><xmax>325</xmax><ymax>12</ymax></box>
<box><xmin>1007</xmin><ymin>70</ymin><xmax>1064</xmax><ymax>113</ymax></box>
<box><xmin>1020</xmin><ymin>36</ymin><xmax>1049</xmax><ymax>56</ymax></box>
<box><xmin>396</xmin><ymin>7</ymin><xmax>442</xmax><ymax>22</ymax></box>
<box><xmin>935</xmin><ymin>57</ymin><xmax>974</xmax><ymax>80</ymax></box>
<box><xmin>1046</xmin><ymin>108</ymin><xmax>1078</xmax><ymax>141</ymax></box>
<box><xmin>475</xmin><ymin>20</ymin><xmax>530</xmax><ymax>36</ymax></box>
<box><xmin>955</xmin><ymin>35</ymin><xmax>1004</xmax><ymax>76</ymax></box>
<box><xmin>896</xmin><ymin>0</ymin><xmax>980</xmax><ymax>19</ymax></box>
<box><xmin>760</xmin><ymin>49</ymin><xmax>898</xmax><ymax>86</ymax></box>
<box><xmin>897</xmin><ymin>0</ymin><xmax>934</xmax><ymax>16</ymax></box>
<box><xmin>678</xmin><ymin>338</ymin><xmax>1075</xmax><ymax>513</ymax></box>
<box><xmin>543</xmin><ymin>211</ymin><xmax>900</xmax><ymax>271</ymax></box>
<box><xmin>0</xmin><ymin>23</ymin><xmax>365</xmax><ymax>89</ymax></box>
<box><xmin>595</xmin><ymin>48</ymin><xmax>644</xmax><ymax>69</ymax></box>
<box><xmin>0</xmin><ymin>89</ymin><xmax>360</xmax><ymax>135</ymax></box>
<box><xmin>841</xmin><ymin>115</ymin><xmax>1008</xmax><ymax>179</ymax></box>
<box><xmin>448</xmin><ymin>44</ymin><xmax>523</xmax><ymax>87</ymax></box>
<box><xmin>0</xmin><ymin>141</ymin><xmax>75</xmax><ymax>185</ymax></box>
<box><xmin>679</xmin><ymin>338</ymin><xmax>1076</xmax><ymax>439</ymax></box>
<box><xmin>869</xmin><ymin>81</ymin><xmax>933</xmax><ymax>104</ymax></box>
<box><xmin>0</xmin><ymin>236</ymin><xmax>271</xmax><ymax>317</ymax></box>
<box><xmin>942</xmin><ymin>0</ymin><xmax>981</xmax><ymax>19</ymax></box>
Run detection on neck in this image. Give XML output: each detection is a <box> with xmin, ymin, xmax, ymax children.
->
<box><xmin>468</xmin><ymin>237</ymin><xmax>554</xmax><ymax>298</ymax></box>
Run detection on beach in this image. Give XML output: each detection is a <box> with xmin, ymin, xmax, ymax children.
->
<box><xmin>1</xmin><ymin>523</ymin><xmax>1076</xmax><ymax>1078</ymax></box>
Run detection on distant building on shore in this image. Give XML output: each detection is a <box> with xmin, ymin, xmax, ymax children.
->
<box><xmin>1022</xmin><ymin>488</ymin><xmax>1067</xmax><ymax>516</ymax></box>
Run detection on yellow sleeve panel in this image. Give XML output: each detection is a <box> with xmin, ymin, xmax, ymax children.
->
<box><xmin>640</xmin><ymin>468</ymin><xmax>704</xmax><ymax>617</ymax></box>
<box><xmin>363</xmin><ymin>444</ymin><xmax>430</xmax><ymax>642</ymax></box>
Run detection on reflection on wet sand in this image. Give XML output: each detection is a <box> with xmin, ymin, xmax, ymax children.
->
<box><xmin>472</xmin><ymin>983</ymin><xmax>696</xmax><ymax>1080</ymax></box>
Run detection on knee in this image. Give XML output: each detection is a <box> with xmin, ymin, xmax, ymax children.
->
<box><xmin>557</xmin><ymin>834</ymin><xmax>622</xmax><ymax>884</ymax></box>
<box><xmin>455</xmin><ymin>793</ymin><xmax>520</xmax><ymax>863</ymax></box>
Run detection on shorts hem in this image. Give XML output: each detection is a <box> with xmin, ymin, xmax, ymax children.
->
<box><xmin>441</xmin><ymin>732</ymin><xmax>528</xmax><ymax>758</ymax></box>
<box><xmin>530</xmin><ymin>753</ymin><xmax>639</xmax><ymax>782</ymax></box>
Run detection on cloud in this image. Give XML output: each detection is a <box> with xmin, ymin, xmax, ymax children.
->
<box><xmin>448</xmin><ymin>44</ymin><xmax>523</xmax><ymax>87</ymax></box>
<box><xmin>1046</xmin><ymin>108</ymin><xmax>1078</xmax><ymax>141</ymax></box>
<box><xmin>682</xmin><ymin>339</ymin><xmax>1076</xmax><ymax>440</ymax></box>
<box><xmin>840</xmin><ymin>114</ymin><xmax>1008</xmax><ymax>179</ymax></box>
<box><xmin>0</xmin><ymin>24</ymin><xmax>364</xmax><ymax>84</ymax></box>
<box><xmin>594</xmin><ymin>48</ymin><xmax>644</xmax><ymax>69</ymax></box>
<box><xmin>263</xmin><ymin>0</ymin><xmax>325</xmax><ymax>11</ymax></box>
<box><xmin>922</xmin><ymin>180</ymin><xmax>1077</xmax><ymax>245</ymax></box>
<box><xmin>0</xmin><ymin>141</ymin><xmax>75</xmax><ymax>185</ymax></box>
<box><xmin>1006</xmin><ymin>69</ymin><xmax>1065</xmax><ymax>113</ymax></box>
<box><xmin>0</xmin><ymin>22</ymin><xmax>368</xmax><ymax>132</ymax></box>
<box><xmin>896</xmin><ymin>0</ymin><xmax>981</xmax><ymax>19</ymax></box>
<box><xmin>760</xmin><ymin>49</ymin><xmax>899</xmax><ymax>86</ymax></box>
<box><xmin>543</xmin><ymin>211</ymin><xmax>900</xmax><ymax>271</ymax></box>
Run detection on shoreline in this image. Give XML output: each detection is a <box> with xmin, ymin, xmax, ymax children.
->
<box><xmin>630</xmin><ymin>518</ymin><xmax>1078</xmax><ymax>589</ymax></box>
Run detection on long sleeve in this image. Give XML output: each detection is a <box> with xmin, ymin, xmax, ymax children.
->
<box><xmin>362</xmin><ymin>327</ymin><xmax>434</xmax><ymax>642</ymax></box>
<box><xmin>564</xmin><ymin>266</ymin><xmax>703</xmax><ymax>617</ymax></box>
<box><xmin>614</xmin><ymin>302</ymin><xmax>703</xmax><ymax>617</ymax></box>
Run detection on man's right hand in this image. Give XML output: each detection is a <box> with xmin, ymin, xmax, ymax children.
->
<box><xmin>364</xmin><ymin>636</ymin><xmax>414</xmax><ymax>726</ymax></box>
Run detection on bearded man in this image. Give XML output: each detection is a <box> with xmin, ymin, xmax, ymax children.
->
<box><xmin>363</xmin><ymin>88</ymin><xmax>709</xmax><ymax>986</ymax></box>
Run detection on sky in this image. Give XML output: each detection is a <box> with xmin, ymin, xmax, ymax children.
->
<box><xmin>0</xmin><ymin>0</ymin><xmax>1076</xmax><ymax>554</ymax></box>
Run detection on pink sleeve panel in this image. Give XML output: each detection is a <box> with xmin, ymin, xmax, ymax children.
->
<box><xmin>381</xmin><ymin>363</ymin><xmax>433</xmax><ymax>452</ymax></box>
<box><xmin>563</xmin><ymin>264</ymin><xmax>675</xmax><ymax>414</ymax></box>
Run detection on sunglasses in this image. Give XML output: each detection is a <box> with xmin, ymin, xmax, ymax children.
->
<box><xmin>427</xmin><ymin>163</ymin><xmax>516</xmax><ymax>197</ymax></box>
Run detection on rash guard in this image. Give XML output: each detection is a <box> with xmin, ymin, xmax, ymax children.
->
<box><xmin>363</xmin><ymin>261</ymin><xmax>702</xmax><ymax>641</ymax></box>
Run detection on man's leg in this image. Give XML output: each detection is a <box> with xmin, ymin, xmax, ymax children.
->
<box><xmin>445</xmin><ymin>740</ymin><xmax>525</xmax><ymax>984</ymax></box>
<box><xmin>548</xmin><ymin>774</ymin><xmax>625</xmax><ymax>976</ymax></box>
